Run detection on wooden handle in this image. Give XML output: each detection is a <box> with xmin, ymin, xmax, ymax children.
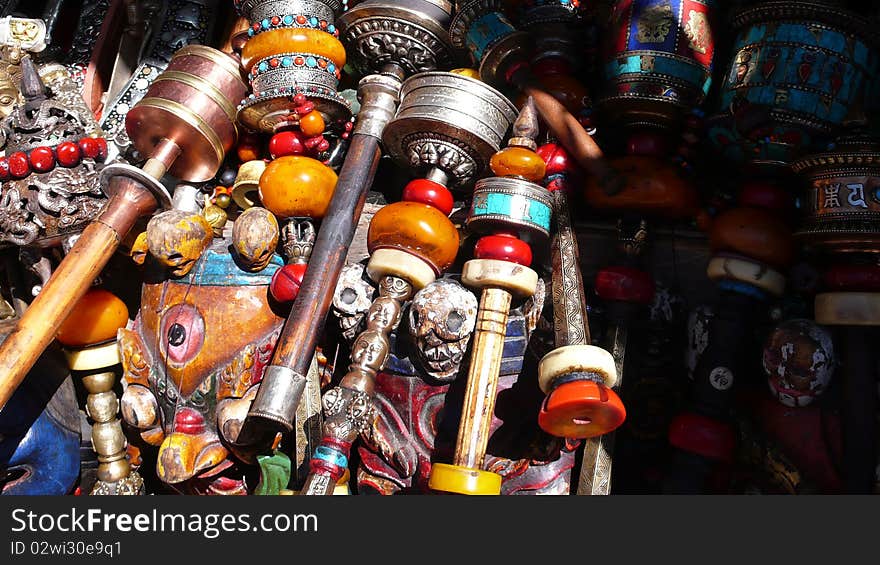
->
<box><xmin>452</xmin><ymin>287</ymin><xmax>512</xmax><ymax>470</ymax></box>
<box><xmin>0</xmin><ymin>221</ymin><xmax>120</xmax><ymax>409</ymax></box>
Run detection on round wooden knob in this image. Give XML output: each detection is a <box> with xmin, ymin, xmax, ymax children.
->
<box><xmin>126</xmin><ymin>46</ymin><xmax>248</xmax><ymax>182</ymax></box>
<box><xmin>56</xmin><ymin>289</ymin><xmax>129</xmax><ymax>348</ymax></box>
<box><xmin>428</xmin><ymin>463</ymin><xmax>502</xmax><ymax>495</ymax></box>
<box><xmin>368</xmin><ymin>201</ymin><xmax>460</xmax><ymax>276</ymax></box>
<box><xmin>258</xmin><ymin>155</ymin><xmax>338</xmax><ymax>219</ymax></box>
<box><xmin>539</xmin><ymin>380</ymin><xmax>626</xmax><ymax>439</ymax></box>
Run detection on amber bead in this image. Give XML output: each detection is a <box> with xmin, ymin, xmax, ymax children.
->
<box><xmin>300</xmin><ymin>110</ymin><xmax>325</xmax><ymax>137</ymax></box>
<box><xmin>56</xmin><ymin>288</ymin><xmax>129</xmax><ymax>347</ymax></box>
<box><xmin>450</xmin><ymin>68</ymin><xmax>481</xmax><ymax>79</ymax></box>
<box><xmin>237</xmin><ymin>132</ymin><xmax>262</xmax><ymax>162</ymax></box>
<box><xmin>259</xmin><ymin>155</ymin><xmax>337</xmax><ymax>219</ymax></box>
<box><xmin>489</xmin><ymin>147</ymin><xmax>546</xmax><ymax>181</ymax></box>
<box><xmin>583</xmin><ymin>155</ymin><xmax>700</xmax><ymax>220</ymax></box>
<box><xmin>709</xmin><ymin>207</ymin><xmax>794</xmax><ymax>269</ymax></box>
<box><xmin>240</xmin><ymin>28</ymin><xmax>346</xmax><ymax>71</ymax></box>
<box><xmin>368</xmin><ymin>201</ymin><xmax>460</xmax><ymax>274</ymax></box>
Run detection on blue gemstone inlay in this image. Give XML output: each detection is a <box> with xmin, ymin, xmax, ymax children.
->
<box><xmin>314</xmin><ymin>446</ymin><xmax>348</xmax><ymax>469</ymax></box>
<box><xmin>309</xmin><ymin>16</ymin><xmax>318</xmax><ymax>26</ymax></box>
<box><xmin>261</xmin><ymin>18</ymin><xmax>270</xmax><ymax>29</ymax></box>
<box><xmin>282</xmin><ymin>57</ymin><xmax>292</xmax><ymax>67</ymax></box>
<box><xmin>472</xmin><ymin>192</ymin><xmax>551</xmax><ymax>232</ymax></box>
<box><xmin>306</xmin><ymin>56</ymin><xmax>317</xmax><ymax>67</ymax></box>
<box><xmin>283</xmin><ymin>14</ymin><xmax>294</xmax><ymax>25</ymax></box>
<box><xmin>466</xmin><ymin>13</ymin><xmax>515</xmax><ymax>62</ymax></box>
<box><xmin>258</xmin><ymin>61</ymin><xmax>268</xmax><ymax>72</ymax></box>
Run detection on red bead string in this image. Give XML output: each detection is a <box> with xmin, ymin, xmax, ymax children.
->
<box><xmin>0</xmin><ymin>137</ymin><xmax>108</xmax><ymax>181</ymax></box>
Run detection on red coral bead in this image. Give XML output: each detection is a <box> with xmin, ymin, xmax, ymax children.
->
<box><xmin>536</xmin><ymin>142</ymin><xmax>575</xmax><ymax>178</ymax></box>
<box><xmin>79</xmin><ymin>137</ymin><xmax>100</xmax><ymax>159</ymax></box>
<box><xmin>269</xmin><ymin>131</ymin><xmax>304</xmax><ymax>158</ymax></box>
<box><xmin>8</xmin><ymin>152</ymin><xmax>30</xmax><ymax>178</ymax></box>
<box><xmin>56</xmin><ymin>141</ymin><xmax>81</xmax><ymax>167</ymax></box>
<box><xmin>0</xmin><ymin>157</ymin><xmax>10</xmax><ymax>180</ymax></box>
<box><xmin>270</xmin><ymin>262</ymin><xmax>308</xmax><ymax>302</ymax></box>
<box><xmin>474</xmin><ymin>233</ymin><xmax>532</xmax><ymax>266</ymax></box>
<box><xmin>595</xmin><ymin>265</ymin><xmax>655</xmax><ymax>304</ymax></box>
<box><xmin>271</xmin><ymin>16</ymin><xmax>281</xmax><ymax>25</ymax></box>
<box><xmin>668</xmin><ymin>412</ymin><xmax>736</xmax><ymax>463</ymax></box>
<box><xmin>29</xmin><ymin>146</ymin><xmax>55</xmax><ymax>173</ymax></box>
<box><xmin>95</xmin><ymin>138</ymin><xmax>108</xmax><ymax>160</ymax></box>
<box><xmin>401</xmin><ymin>178</ymin><xmax>454</xmax><ymax>216</ymax></box>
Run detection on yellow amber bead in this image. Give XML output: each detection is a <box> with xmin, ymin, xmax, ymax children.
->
<box><xmin>57</xmin><ymin>289</ymin><xmax>129</xmax><ymax>348</ymax></box>
<box><xmin>240</xmin><ymin>28</ymin><xmax>346</xmax><ymax>72</ymax></box>
<box><xmin>368</xmin><ymin>201</ymin><xmax>460</xmax><ymax>275</ymax></box>
<box><xmin>450</xmin><ymin>68</ymin><xmax>481</xmax><ymax>80</ymax></box>
<box><xmin>489</xmin><ymin>147</ymin><xmax>546</xmax><ymax>181</ymax></box>
<box><xmin>259</xmin><ymin>155</ymin><xmax>338</xmax><ymax>219</ymax></box>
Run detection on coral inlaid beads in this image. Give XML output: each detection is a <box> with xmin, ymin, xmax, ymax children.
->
<box><xmin>240</xmin><ymin>28</ymin><xmax>346</xmax><ymax>72</ymax></box>
<box><xmin>258</xmin><ymin>155</ymin><xmax>338</xmax><ymax>219</ymax></box>
<box><xmin>489</xmin><ymin>146</ymin><xmax>546</xmax><ymax>181</ymax></box>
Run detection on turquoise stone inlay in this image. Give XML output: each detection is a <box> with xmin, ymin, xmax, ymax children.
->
<box><xmin>466</xmin><ymin>13</ymin><xmax>515</xmax><ymax>62</ymax></box>
<box><xmin>472</xmin><ymin>192</ymin><xmax>552</xmax><ymax>232</ymax></box>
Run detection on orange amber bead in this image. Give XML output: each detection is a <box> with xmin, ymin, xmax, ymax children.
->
<box><xmin>489</xmin><ymin>147</ymin><xmax>546</xmax><ymax>181</ymax></box>
<box><xmin>368</xmin><ymin>201</ymin><xmax>460</xmax><ymax>274</ymax></box>
<box><xmin>57</xmin><ymin>289</ymin><xmax>129</xmax><ymax>347</ymax></box>
<box><xmin>300</xmin><ymin>110</ymin><xmax>325</xmax><ymax>136</ymax></box>
<box><xmin>709</xmin><ymin>207</ymin><xmax>794</xmax><ymax>269</ymax></box>
<box><xmin>240</xmin><ymin>28</ymin><xmax>346</xmax><ymax>71</ymax></box>
<box><xmin>259</xmin><ymin>155</ymin><xmax>338</xmax><ymax>219</ymax></box>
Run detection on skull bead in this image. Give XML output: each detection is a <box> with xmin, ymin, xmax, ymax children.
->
<box><xmin>763</xmin><ymin>319</ymin><xmax>835</xmax><ymax>407</ymax></box>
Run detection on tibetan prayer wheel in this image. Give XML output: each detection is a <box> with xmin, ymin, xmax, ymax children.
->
<box><xmin>599</xmin><ymin>0</ymin><xmax>717</xmax><ymax>132</ymax></box>
<box><xmin>708</xmin><ymin>1</ymin><xmax>880</xmax><ymax>163</ymax></box>
<box><xmin>299</xmin><ymin>72</ymin><xmax>516</xmax><ymax>495</ymax></box>
<box><xmin>0</xmin><ymin>45</ymin><xmax>247</xmax><ymax>411</ymax></box>
<box><xmin>236</xmin><ymin>0</ymin><xmax>351</xmax><ymax>133</ymax></box>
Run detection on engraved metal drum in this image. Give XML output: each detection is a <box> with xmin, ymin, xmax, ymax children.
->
<box><xmin>600</xmin><ymin>0</ymin><xmax>717</xmax><ymax>130</ymax></box>
<box><xmin>708</xmin><ymin>2</ymin><xmax>880</xmax><ymax>164</ymax></box>
<box><xmin>337</xmin><ymin>0</ymin><xmax>455</xmax><ymax>76</ymax></box>
<box><xmin>125</xmin><ymin>46</ymin><xmax>248</xmax><ymax>182</ymax></box>
<box><xmin>792</xmin><ymin>135</ymin><xmax>880</xmax><ymax>254</ymax></box>
<box><xmin>466</xmin><ymin>177</ymin><xmax>553</xmax><ymax>246</ymax></box>
<box><xmin>382</xmin><ymin>71</ymin><xmax>517</xmax><ymax>188</ymax></box>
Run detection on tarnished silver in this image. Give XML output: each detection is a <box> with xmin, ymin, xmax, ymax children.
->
<box><xmin>549</xmin><ymin>189</ymin><xmax>589</xmax><ymax>347</ymax></box>
<box><xmin>337</xmin><ymin>0</ymin><xmax>454</xmax><ymax>77</ymax></box>
<box><xmin>99</xmin><ymin>162</ymin><xmax>172</xmax><ymax>210</ymax></box>
<box><xmin>352</xmin><ymin>71</ymin><xmax>402</xmax><ymax>139</ymax></box>
<box><xmin>249</xmin><ymin>65</ymin><xmax>339</xmax><ymax>99</ymax></box>
<box><xmin>281</xmin><ymin>219</ymin><xmax>316</xmax><ymax>264</ymax></box>
<box><xmin>448</xmin><ymin>0</ymin><xmax>530</xmax><ymax>86</ymax></box>
<box><xmin>238</xmin><ymin>88</ymin><xmax>352</xmax><ymax>134</ymax></box>
<box><xmin>247</xmin><ymin>365</ymin><xmax>309</xmax><ymax>429</ymax></box>
<box><xmin>408</xmin><ymin>278</ymin><xmax>478</xmax><ymax>383</ymax></box>
<box><xmin>467</xmin><ymin>176</ymin><xmax>553</xmax><ymax>241</ymax></box>
<box><xmin>383</xmin><ymin>71</ymin><xmax>517</xmax><ymax>187</ymax></box>
<box><xmin>332</xmin><ymin>262</ymin><xmax>377</xmax><ymax>341</ymax></box>
<box><xmin>238</xmin><ymin>0</ymin><xmax>340</xmax><ymax>25</ymax></box>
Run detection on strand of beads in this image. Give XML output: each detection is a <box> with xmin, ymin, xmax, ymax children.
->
<box><xmin>427</xmin><ymin>99</ymin><xmax>549</xmax><ymax>495</ymax></box>
<box><xmin>0</xmin><ymin>136</ymin><xmax>108</xmax><ymax>180</ymax></box>
<box><xmin>299</xmin><ymin>166</ymin><xmax>461</xmax><ymax>496</ymax></box>
<box><xmin>57</xmin><ymin>289</ymin><xmax>144</xmax><ymax>495</ymax></box>
<box><xmin>664</xmin><ymin>177</ymin><xmax>794</xmax><ymax>493</ymax></box>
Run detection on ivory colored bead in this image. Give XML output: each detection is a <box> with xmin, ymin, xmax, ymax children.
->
<box><xmin>56</xmin><ymin>289</ymin><xmax>129</xmax><ymax>348</ymax></box>
<box><xmin>489</xmin><ymin>146</ymin><xmax>546</xmax><ymax>181</ymax></box>
<box><xmin>259</xmin><ymin>155</ymin><xmax>338</xmax><ymax>219</ymax></box>
<box><xmin>815</xmin><ymin>292</ymin><xmax>880</xmax><ymax>326</ymax></box>
<box><xmin>240</xmin><ymin>28</ymin><xmax>346</xmax><ymax>71</ymax></box>
<box><xmin>64</xmin><ymin>341</ymin><xmax>122</xmax><ymax>372</ymax></box>
<box><xmin>537</xmin><ymin>344</ymin><xmax>618</xmax><ymax>393</ymax></box>
<box><xmin>368</xmin><ymin>201</ymin><xmax>459</xmax><ymax>275</ymax></box>
<box><xmin>461</xmin><ymin>258</ymin><xmax>538</xmax><ymax>297</ymax></box>
<box><xmin>366</xmin><ymin>248</ymin><xmax>435</xmax><ymax>290</ymax></box>
<box><xmin>706</xmin><ymin>255</ymin><xmax>786</xmax><ymax>297</ymax></box>
<box><xmin>232</xmin><ymin>160</ymin><xmax>266</xmax><ymax>210</ymax></box>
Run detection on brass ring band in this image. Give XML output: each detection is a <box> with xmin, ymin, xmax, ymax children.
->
<box><xmin>153</xmin><ymin>71</ymin><xmax>238</xmax><ymax>124</ymax></box>
<box><xmin>135</xmin><ymin>97</ymin><xmax>225</xmax><ymax>168</ymax></box>
<box><xmin>172</xmin><ymin>45</ymin><xmax>246</xmax><ymax>88</ymax></box>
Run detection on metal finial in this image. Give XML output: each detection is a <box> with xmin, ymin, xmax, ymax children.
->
<box><xmin>508</xmin><ymin>96</ymin><xmax>539</xmax><ymax>151</ymax></box>
<box><xmin>18</xmin><ymin>56</ymin><xmax>46</xmax><ymax>103</ymax></box>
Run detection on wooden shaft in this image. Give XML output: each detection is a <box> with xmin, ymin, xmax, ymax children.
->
<box><xmin>453</xmin><ymin>287</ymin><xmax>512</xmax><ymax>470</ymax></box>
<box><xmin>0</xmin><ymin>178</ymin><xmax>158</xmax><ymax>411</ymax></box>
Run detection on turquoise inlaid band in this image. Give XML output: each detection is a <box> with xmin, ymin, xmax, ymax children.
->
<box><xmin>175</xmin><ymin>249</ymin><xmax>284</xmax><ymax>286</ymax></box>
<box><xmin>466</xmin><ymin>12</ymin><xmax>516</xmax><ymax>62</ymax></box>
<box><xmin>470</xmin><ymin>191</ymin><xmax>552</xmax><ymax>233</ymax></box>
<box><xmin>606</xmin><ymin>54</ymin><xmax>713</xmax><ymax>96</ymax></box>
<box><xmin>314</xmin><ymin>446</ymin><xmax>348</xmax><ymax>469</ymax></box>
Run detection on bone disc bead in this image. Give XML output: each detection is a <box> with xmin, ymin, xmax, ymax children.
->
<box><xmin>259</xmin><ymin>155</ymin><xmax>338</xmax><ymax>219</ymax></box>
<box><xmin>538</xmin><ymin>344</ymin><xmax>618</xmax><ymax>393</ymax></box>
<box><xmin>366</xmin><ymin>248</ymin><xmax>435</xmax><ymax>290</ymax></box>
<box><xmin>240</xmin><ymin>28</ymin><xmax>346</xmax><ymax>71</ymax></box>
<box><xmin>461</xmin><ymin>259</ymin><xmax>538</xmax><ymax>297</ymax></box>
<box><xmin>56</xmin><ymin>289</ymin><xmax>129</xmax><ymax>348</ymax></box>
<box><xmin>368</xmin><ymin>201</ymin><xmax>460</xmax><ymax>275</ymax></box>
<box><xmin>64</xmin><ymin>341</ymin><xmax>122</xmax><ymax>372</ymax></box>
<box><xmin>706</xmin><ymin>255</ymin><xmax>786</xmax><ymax>297</ymax></box>
<box><xmin>709</xmin><ymin>207</ymin><xmax>794</xmax><ymax>270</ymax></box>
<box><xmin>232</xmin><ymin>160</ymin><xmax>266</xmax><ymax>210</ymax></box>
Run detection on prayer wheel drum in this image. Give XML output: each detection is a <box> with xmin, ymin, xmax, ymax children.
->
<box><xmin>382</xmin><ymin>71</ymin><xmax>518</xmax><ymax>188</ymax></box>
<box><xmin>125</xmin><ymin>45</ymin><xmax>248</xmax><ymax>182</ymax></box>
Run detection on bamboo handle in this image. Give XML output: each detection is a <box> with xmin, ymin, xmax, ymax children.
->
<box><xmin>0</xmin><ymin>221</ymin><xmax>120</xmax><ymax>409</ymax></box>
<box><xmin>453</xmin><ymin>287</ymin><xmax>512</xmax><ymax>470</ymax></box>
